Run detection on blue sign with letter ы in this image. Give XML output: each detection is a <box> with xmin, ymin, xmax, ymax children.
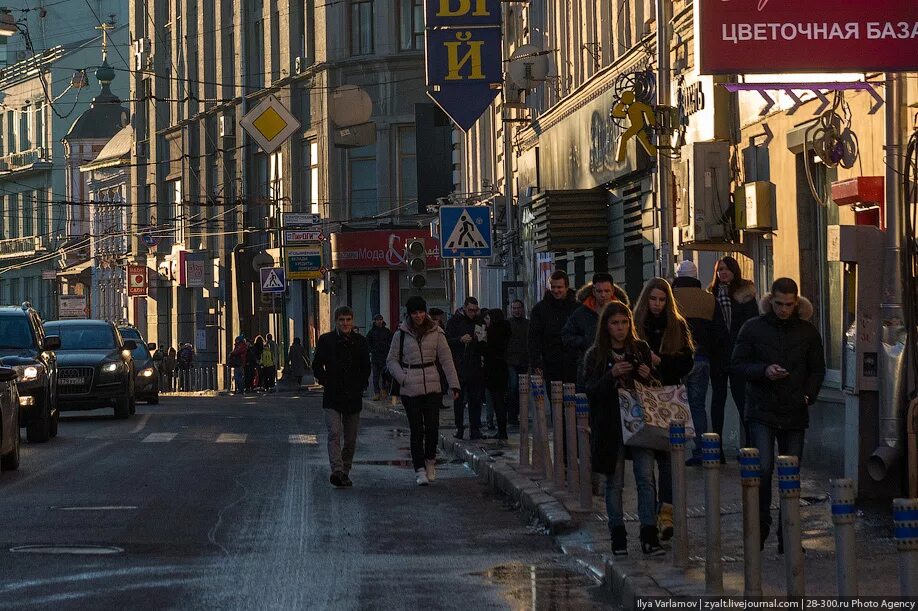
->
<box><xmin>439</xmin><ymin>205</ymin><xmax>492</xmax><ymax>258</ymax></box>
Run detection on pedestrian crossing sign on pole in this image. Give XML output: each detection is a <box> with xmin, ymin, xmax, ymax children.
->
<box><xmin>439</xmin><ymin>205</ymin><xmax>492</xmax><ymax>258</ymax></box>
<box><xmin>260</xmin><ymin>267</ymin><xmax>286</xmax><ymax>293</ymax></box>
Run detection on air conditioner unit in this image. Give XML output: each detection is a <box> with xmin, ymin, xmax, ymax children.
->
<box><xmin>218</xmin><ymin>115</ymin><xmax>234</xmax><ymax>138</ymax></box>
<box><xmin>674</xmin><ymin>141</ymin><xmax>731</xmax><ymax>243</ymax></box>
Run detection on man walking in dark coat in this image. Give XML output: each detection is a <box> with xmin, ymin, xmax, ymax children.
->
<box><xmin>732</xmin><ymin>277</ymin><xmax>825</xmax><ymax>551</ymax></box>
<box><xmin>312</xmin><ymin>306</ymin><xmax>372</xmax><ymax>487</ymax></box>
<box><xmin>366</xmin><ymin>314</ymin><xmax>393</xmax><ymax>400</ymax></box>
<box><xmin>528</xmin><ymin>270</ymin><xmax>579</xmax><ymax>385</ymax></box>
<box><xmin>563</xmin><ymin>271</ymin><xmax>629</xmax><ymax>376</ymax></box>
<box><xmin>506</xmin><ymin>299</ymin><xmax>529</xmax><ymax>425</ymax></box>
<box><xmin>445</xmin><ymin>296</ymin><xmax>485</xmax><ymax>439</ymax></box>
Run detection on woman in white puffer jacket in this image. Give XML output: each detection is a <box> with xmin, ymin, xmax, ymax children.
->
<box><xmin>387</xmin><ymin>296</ymin><xmax>461</xmax><ymax>486</ymax></box>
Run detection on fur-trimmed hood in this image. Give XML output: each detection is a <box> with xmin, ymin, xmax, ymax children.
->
<box><xmin>731</xmin><ymin>280</ymin><xmax>757</xmax><ymax>304</ymax></box>
<box><xmin>575</xmin><ymin>283</ymin><xmax>630</xmax><ymax>309</ymax></box>
<box><xmin>759</xmin><ymin>293</ymin><xmax>814</xmax><ymax>321</ymax></box>
<box><xmin>541</xmin><ymin>288</ymin><xmax>577</xmax><ymax>303</ymax></box>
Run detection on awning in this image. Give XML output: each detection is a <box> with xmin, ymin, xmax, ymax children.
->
<box><xmin>57</xmin><ymin>259</ymin><xmax>93</xmax><ymax>277</ymax></box>
<box><xmin>529</xmin><ymin>189</ymin><xmax>610</xmax><ymax>252</ymax></box>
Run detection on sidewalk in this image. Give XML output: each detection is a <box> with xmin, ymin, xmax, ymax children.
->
<box><xmin>361</xmin><ymin>395</ymin><xmax>903</xmax><ymax>606</ymax></box>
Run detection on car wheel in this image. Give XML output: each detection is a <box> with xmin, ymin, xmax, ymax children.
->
<box><xmin>148</xmin><ymin>393</ymin><xmax>159</xmax><ymax>405</ymax></box>
<box><xmin>129</xmin><ymin>394</ymin><xmax>136</xmax><ymax>416</ymax></box>
<box><xmin>114</xmin><ymin>393</ymin><xmax>131</xmax><ymax>419</ymax></box>
<box><xmin>2</xmin><ymin>408</ymin><xmax>21</xmax><ymax>471</ymax></box>
<box><xmin>49</xmin><ymin>408</ymin><xmax>59</xmax><ymax>438</ymax></box>
<box><xmin>26</xmin><ymin>392</ymin><xmax>51</xmax><ymax>443</ymax></box>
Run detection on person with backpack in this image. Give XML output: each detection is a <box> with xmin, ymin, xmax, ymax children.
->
<box><xmin>247</xmin><ymin>336</ymin><xmax>264</xmax><ymax>391</ymax></box>
<box><xmin>286</xmin><ymin>337</ymin><xmax>308</xmax><ymax>387</ymax></box>
<box><xmin>260</xmin><ymin>338</ymin><xmax>277</xmax><ymax>392</ymax></box>
<box><xmin>387</xmin><ymin>296</ymin><xmax>460</xmax><ymax>486</ymax></box>
<box><xmin>177</xmin><ymin>343</ymin><xmax>194</xmax><ymax>390</ymax></box>
<box><xmin>230</xmin><ymin>336</ymin><xmax>248</xmax><ymax>394</ymax></box>
<box><xmin>366</xmin><ymin>314</ymin><xmax>394</xmax><ymax>401</ymax></box>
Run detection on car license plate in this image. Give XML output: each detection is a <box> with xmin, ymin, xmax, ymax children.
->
<box><xmin>60</xmin><ymin>377</ymin><xmax>86</xmax><ymax>386</ymax></box>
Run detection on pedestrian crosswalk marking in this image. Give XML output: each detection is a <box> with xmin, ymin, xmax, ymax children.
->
<box><xmin>216</xmin><ymin>433</ymin><xmax>247</xmax><ymax>443</ymax></box>
<box><xmin>289</xmin><ymin>434</ymin><xmax>318</xmax><ymax>445</ymax></box>
<box><xmin>142</xmin><ymin>432</ymin><xmax>177</xmax><ymax>443</ymax></box>
<box><xmin>444</xmin><ymin>209</ymin><xmax>488</xmax><ymax>249</ymax></box>
<box><xmin>262</xmin><ymin>270</ymin><xmax>284</xmax><ymax>289</ymax></box>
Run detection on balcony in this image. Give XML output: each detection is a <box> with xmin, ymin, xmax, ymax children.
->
<box><xmin>0</xmin><ymin>147</ymin><xmax>51</xmax><ymax>174</ymax></box>
<box><xmin>0</xmin><ymin>235</ymin><xmax>47</xmax><ymax>259</ymax></box>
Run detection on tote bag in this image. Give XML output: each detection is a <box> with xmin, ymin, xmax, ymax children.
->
<box><xmin>619</xmin><ymin>381</ymin><xmax>695</xmax><ymax>451</ymax></box>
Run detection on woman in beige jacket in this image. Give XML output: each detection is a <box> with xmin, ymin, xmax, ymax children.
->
<box><xmin>387</xmin><ymin>296</ymin><xmax>460</xmax><ymax>486</ymax></box>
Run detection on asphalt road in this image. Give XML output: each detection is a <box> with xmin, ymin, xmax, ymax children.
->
<box><xmin>0</xmin><ymin>392</ymin><xmax>611</xmax><ymax>610</ymax></box>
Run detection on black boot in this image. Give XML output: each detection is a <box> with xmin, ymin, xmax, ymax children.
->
<box><xmin>640</xmin><ymin>525</ymin><xmax>665</xmax><ymax>556</ymax></box>
<box><xmin>611</xmin><ymin>525</ymin><xmax>628</xmax><ymax>556</ymax></box>
<box><xmin>453</xmin><ymin>427</ymin><xmax>464</xmax><ymax>440</ymax></box>
<box><xmin>759</xmin><ymin>521</ymin><xmax>770</xmax><ymax>551</ymax></box>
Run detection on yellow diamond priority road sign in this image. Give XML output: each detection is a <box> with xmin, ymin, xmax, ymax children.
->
<box><xmin>240</xmin><ymin>94</ymin><xmax>301</xmax><ymax>153</ymax></box>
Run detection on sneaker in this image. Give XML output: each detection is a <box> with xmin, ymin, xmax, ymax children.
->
<box><xmin>330</xmin><ymin>471</ymin><xmax>346</xmax><ymax>487</ymax></box>
<box><xmin>640</xmin><ymin>525</ymin><xmax>666</xmax><ymax>556</ymax></box>
<box><xmin>425</xmin><ymin>459</ymin><xmax>437</xmax><ymax>482</ymax></box>
<box><xmin>415</xmin><ymin>468</ymin><xmax>429</xmax><ymax>486</ymax></box>
<box><xmin>611</xmin><ymin>525</ymin><xmax>628</xmax><ymax>556</ymax></box>
<box><xmin>657</xmin><ymin>503</ymin><xmax>674</xmax><ymax>542</ymax></box>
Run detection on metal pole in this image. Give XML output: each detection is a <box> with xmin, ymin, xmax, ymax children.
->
<box><xmin>575</xmin><ymin>393</ymin><xmax>592</xmax><ymax>511</ymax></box>
<box><xmin>530</xmin><ymin>374</ymin><xmax>545</xmax><ymax>473</ymax></box>
<box><xmin>501</xmin><ymin>95</ymin><xmax>516</xmax><ymax>282</ymax></box>
<box><xmin>534</xmin><ymin>378</ymin><xmax>553</xmax><ymax>480</ymax></box>
<box><xmin>778</xmin><ymin>455</ymin><xmax>805</xmax><ymax>597</ymax></box>
<box><xmin>563</xmin><ymin>383</ymin><xmax>578</xmax><ymax>495</ymax></box>
<box><xmin>655</xmin><ymin>0</ymin><xmax>673</xmax><ymax>277</ymax></box>
<box><xmin>893</xmin><ymin>498</ymin><xmax>918</xmax><ymax>596</ymax></box>
<box><xmin>670</xmin><ymin>419</ymin><xmax>688</xmax><ymax>569</ymax></box>
<box><xmin>703</xmin><ymin>432</ymin><xmax>723</xmax><ymax>594</ymax></box>
<box><xmin>831</xmin><ymin>478</ymin><xmax>858</xmax><ymax>596</ymax></box>
<box><xmin>518</xmin><ymin>374</ymin><xmax>530</xmax><ymax>468</ymax></box>
<box><xmin>740</xmin><ymin>448</ymin><xmax>763</xmax><ymax>597</ymax></box>
<box><xmin>551</xmin><ymin>381</ymin><xmax>565</xmax><ymax>487</ymax></box>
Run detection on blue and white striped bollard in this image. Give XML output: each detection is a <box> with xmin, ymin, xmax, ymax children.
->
<box><xmin>575</xmin><ymin>393</ymin><xmax>592</xmax><ymax>511</ymax></box>
<box><xmin>830</xmin><ymin>478</ymin><xmax>858</xmax><ymax>596</ymax></box>
<box><xmin>702</xmin><ymin>433</ymin><xmax>722</xmax><ymax>594</ymax></box>
<box><xmin>670</xmin><ymin>420</ymin><xmax>688</xmax><ymax>569</ymax></box>
<box><xmin>893</xmin><ymin>498</ymin><xmax>918</xmax><ymax>596</ymax></box>
<box><xmin>563</xmin><ymin>384</ymin><xmax>578</xmax><ymax>495</ymax></box>
<box><xmin>740</xmin><ymin>448</ymin><xmax>762</xmax><ymax>596</ymax></box>
<box><xmin>778</xmin><ymin>455</ymin><xmax>805</xmax><ymax>597</ymax></box>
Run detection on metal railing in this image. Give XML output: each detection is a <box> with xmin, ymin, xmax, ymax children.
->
<box><xmin>159</xmin><ymin>366</ymin><xmax>223</xmax><ymax>393</ymax></box>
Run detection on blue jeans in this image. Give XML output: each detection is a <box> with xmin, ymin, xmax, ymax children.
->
<box><xmin>686</xmin><ymin>358</ymin><xmax>711</xmax><ymax>458</ymax></box>
<box><xmin>748</xmin><ymin>421</ymin><xmax>805</xmax><ymax>527</ymax></box>
<box><xmin>371</xmin><ymin>362</ymin><xmax>385</xmax><ymax>394</ymax></box>
<box><xmin>605</xmin><ymin>446</ymin><xmax>658</xmax><ymax>529</ymax></box>
<box><xmin>234</xmin><ymin>366</ymin><xmax>245</xmax><ymax>393</ymax></box>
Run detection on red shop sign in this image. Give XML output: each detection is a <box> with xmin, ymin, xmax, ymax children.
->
<box><xmin>127</xmin><ymin>265</ymin><xmax>148</xmax><ymax>297</ymax></box>
<box><xmin>697</xmin><ymin>0</ymin><xmax>918</xmax><ymax>74</ymax></box>
<box><xmin>330</xmin><ymin>230</ymin><xmax>440</xmax><ymax>270</ymax></box>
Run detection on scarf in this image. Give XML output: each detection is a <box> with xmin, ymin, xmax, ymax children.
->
<box><xmin>716</xmin><ymin>283</ymin><xmax>732</xmax><ymax>331</ymax></box>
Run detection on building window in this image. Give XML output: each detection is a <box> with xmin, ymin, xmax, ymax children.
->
<box><xmin>5</xmin><ymin>111</ymin><xmax>14</xmax><ymax>154</ymax></box>
<box><xmin>169</xmin><ymin>179</ymin><xmax>184</xmax><ymax>244</ymax></box>
<box><xmin>19</xmin><ymin>106</ymin><xmax>29</xmax><ymax>151</ymax></box>
<box><xmin>303</xmin><ymin>139</ymin><xmax>319</xmax><ymax>215</ymax></box>
<box><xmin>399</xmin><ymin>0</ymin><xmax>423</xmax><ymax>50</ymax></box>
<box><xmin>0</xmin><ymin>196</ymin><xmax>5</xmax><ymax>238</ymax></box>
<box><xmin>35</xmin><ymin>189</ymin><xmax>46</xmax><ymax>236</ymax></box>
<box><xmin>348</xmin><ymin>143</ymin><xmax>377</xmax><ymax>218</ymax></box>
<box><xmin>9</xmin><ymin>193</ymin><xmax>19</xmax><ymax>238</ymax></box>
<box><xmin>396</xmin><ymin>126</ymin><xmax>417</xmax><ymax>209</ymax></box>
<box><xmin>33</xmin><ymin>103</ymin><xmax>43</xmax><ymax>150</ymax></box>
<box><xmin>350</xmin><ymin>0</ymin><xmax>374</xmax><ymax>56</ymax></box>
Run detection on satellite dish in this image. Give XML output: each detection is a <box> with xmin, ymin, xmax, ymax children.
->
<box><xmin>507</xmin><ymin>45</ymin><xmax>550</xmax><ymax>91</ymax></box>
<box><xmin>329</xmin><ymin>85</ymin><xmax>373</xmax><ymax>128</ymax></box>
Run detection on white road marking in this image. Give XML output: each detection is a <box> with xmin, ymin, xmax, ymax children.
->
<box><xmin>288</xmin><ymin>434</ymin><xmax>318</xmax><ymax>445</ymax></box>
<box><xmin>142</xmin><ymin>433</ymin><xmax>177</xmax><ymax>443</ymax></box>
<box><xmin>216</xmin><ymin>433</ymin><xmax>247</xmax><ymax>443</ymax></box>
<box><xmin>55</xmin><ymin>506</ymin><xmax>139</xmax><ymax>511</ymax></box>
<box><xmin>129</xmin><ymin>413</ymin><xmax>151</xmax><ymax>434</ymax></box>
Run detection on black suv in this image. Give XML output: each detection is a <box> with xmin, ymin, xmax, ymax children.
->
<box><xmin>0</xmin><ymin>303</ymin><xmax>61</xmax><ymax>442</ymax></box>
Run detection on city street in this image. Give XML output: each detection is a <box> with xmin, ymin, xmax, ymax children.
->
<box><xmin>0</xmin><ymin>393</ymin><xmax>609</xmax><ymax>610</ymax></box>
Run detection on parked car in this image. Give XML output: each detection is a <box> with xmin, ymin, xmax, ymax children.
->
<box><xmin>0</xmin><ymin>366</ymin><xmax>21</xmax><ymax>471</ymax></box>
<box><xmin>43</xmin><ymin>320</ymin><xmax>136</xmax><ymax>419</ymax></box>
<box><xmin>118</xmin><ymin>326</ymin><xmax>159</xmax><ymax>404</ymax></box>
<box><xmin>0</xmin><ymin>303</ymin><xmax>60</xmax><ymax>442</ymax></box>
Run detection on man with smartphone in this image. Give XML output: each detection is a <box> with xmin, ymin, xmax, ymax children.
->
<box><xmin>731</xmin><ymin>277</ymin><xmax>825</xmax><ymax>552</ymax></box>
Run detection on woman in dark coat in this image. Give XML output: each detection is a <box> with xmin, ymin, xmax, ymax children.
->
<box><xmin>633</xmin><ymin>277</ymin><xmax>696</xmax><ymax>542</ymax></box>
<box><xmin>708</xmin><ymin>256</ymin><xmax>758</xmax><ymax>451</ymax></box>
<box><xmin>580</xmin><ymin>301</ymin><xmax>663</xmax><ymax>557</ymax></box>
<box><xmin>482</xmin><ymin>309</ymin><xmax>512</xmax><ymax>439</ymax></box>
<box><xmin>246</xmin><ymin>335</ymin><xmax>264</xmax><ymax>391</ymax></box>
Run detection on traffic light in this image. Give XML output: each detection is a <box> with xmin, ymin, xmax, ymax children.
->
<box><xmin>405</xmin><ymin>238</ymin><xmax>427</xmax><ymax>289</ymax></box>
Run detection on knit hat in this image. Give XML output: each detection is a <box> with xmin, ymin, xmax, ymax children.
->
<box><xmin>675</xmin><ymin>260</ymin><xmax>698</xmax><ymax>279</ymax></box>
<box><xmin>405</xmin><ymin>296</ymin><xmax>427</xmax><ymax>314</ymax></box>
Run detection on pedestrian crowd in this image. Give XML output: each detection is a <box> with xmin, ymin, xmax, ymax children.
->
<box><xmin>229</xmin><ymin>332</ymin><xmax>308</xmax><ymax>394</ymax></box>
<box><xmin>151</xmin><ymin>342</ymin><xmax>195</xmax><ymax>391</ymax></box>
<box><xmin>308</xmin><ymin>259</ymin><xmax>825</xmax><ymax>559</ymax></box>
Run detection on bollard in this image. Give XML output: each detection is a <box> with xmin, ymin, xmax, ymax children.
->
<box><xmin>530</xmin><ymin>375</ymin><xmax>545</xmax><ymax>472</ymax></box>
<box><xmin>670</xmin><ymin>419</ymin><xmax>688</xmax><ymax>569</ymax></box>
<box><xmin>893</xmin><ymin>498</ymin><xmax>918</xmax><ymax>596</ymax></box>
<box><xmin>563</xmin><ymin>383</ymin><xmax>578</xmax><ymax>496</ymax></box>
<box><xmin>518</xmin><ymin>374</ymin><xmax>530</xmax><ymax>468</ymax></box>
<box><xmin>551</xmin><ymin>381</ymin><xmax>566</xmax><ymax>487</ymax></box>
<box><xmin>830</xmin><ymin>478</ymin><xmax>858</xmax><ymax>596</ymax></box>
<box><xmin>740</xmin><ymin>448</ymin><xmax>763</xmax><ymax>597</ymax></box>
<box><xmin>575</xmin><ymin>393</ymin><xmax>592</xmax><ymax>511</ymax></box>
<box><xmin>778</xmin><ymin>455</ymin><xmax>805</xmax><ymax>597</ymax></box>
<box><xmin>534</xmin><ymin>378</ymin><xmax>553</xmax><ymax>480</ymax></box>
<box><xmin>702</xmin><ymin>433</ymin><xmax>723</xmax><ymax>594</ymax></box>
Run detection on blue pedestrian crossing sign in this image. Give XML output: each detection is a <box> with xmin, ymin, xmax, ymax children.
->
<box><xmin>260</xmin><ymin>267</ymin><xmax>286</xmax><ymax>293</ymax></box>
<box><xmin>439</xmin><ymin>205</ymin><xmax>492</xmax><ymax>258</ymax></box>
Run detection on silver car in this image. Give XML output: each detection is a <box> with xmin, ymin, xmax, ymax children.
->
<box><xmin>0</xmin><ymin>366</ymin><xmax>21</xmax><ymax>471</ymax></box>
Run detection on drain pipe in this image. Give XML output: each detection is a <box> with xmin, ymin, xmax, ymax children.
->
<box><xmin>869</xmin><ymin>72</ymin><xmax>909</xmax><ymax>483</ymax></box>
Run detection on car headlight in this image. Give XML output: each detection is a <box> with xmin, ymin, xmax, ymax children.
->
<box><xmin>140</xmin><ymin>368</ymin><xmax>154</xmax><ymax>378</ymax></box>
<box><xmin>102</xmin><ymin>362</ymin><xmax>119</xmax><ymax>373</ymax></box>
<box><xmin>19</xmin><ymin>365</ymin><xmax>40</xmax><ymax>381</ymax></box>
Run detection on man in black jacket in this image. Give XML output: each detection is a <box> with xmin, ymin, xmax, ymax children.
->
<box><xmin>528</xmin><ymin>270</ymin><xmax>579</xmax><ymax>385</ymax></box>
<box><xmin>731</xmin><ymin>277</ymin><xmax>825</xmax><ymax>551</ymax></box>
<box><xmin>563</xmin><ymin>272</ymin><xmax>629</xmax><ymax>377</ymax></box>
<box><xmin>366</xmin><ymin>314</ymin><xmax>393</xmax><ymax>400</ymax></box>
<box><xmin>312</xmin><ymin>306</ymin><xmax>372</xmax><ymax>487</ymax></box>
<box><xmin>445</xmin><ymin>297</ymin><xmax>485</xmax><ymax>439</ymax></box>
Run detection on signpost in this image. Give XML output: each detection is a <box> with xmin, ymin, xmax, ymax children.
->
<box><xmin>239</xmin><ymin>94</ymin><xmax>301</xmax><ymax>153</ymax></box>
<box><xmin>127</xmin><ymin>265</ymin><xmax>148</xmax><ymax>297</ymax></box>
<box><xmin>284</xmin><ymin>230</ymin><xmax>325</xmax><ymax>244</ymax></box>
<box><xmin>184</xmin><ymin>253</ymin><xmax>207</xmax><ymax>289</ymax></box>
<box><xmin>58</xmin><ymin>295</ymin><xmax>87</xmax><ymax>320</ymax></box>
<box><xmin>260</xmin><ymin>267</ymin><xmax>286</xmax><ymax>294</ymax></box>
<box><xmin>286</xmin><ymin>245</ymin><xmax>324</xmax><ymax>280</ymax></box>
<box><xmin>439</xmin><ymin>205</ymin><xmax>492</xmax><ymax>258</ymax></box>
<box><xmin>284</xmin><ymin>212</ymin><xmax>321</xmax><ymax>227</ymax></box>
